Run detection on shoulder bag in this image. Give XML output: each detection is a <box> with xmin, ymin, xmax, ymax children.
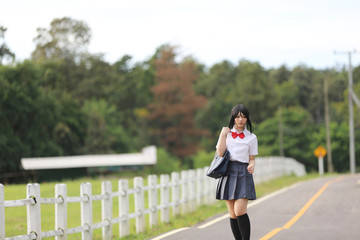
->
<box><xmin>206</xmin><ymin>150</ymin><xmax>230</xmax><ymax>179</ymax></box>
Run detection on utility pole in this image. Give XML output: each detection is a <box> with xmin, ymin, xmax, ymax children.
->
<box><xmin>278</xmin><ymin>106</ymin><xmax>285</xmax><ymax>156</ymax></box>
<box><xmin>334</xmin><ymin>50</ymin><xmax>358</xmax><ymax>174</ymax></box>
<box><xmin>324</xmin><ymin>73</ymin><xmax>334</xmax><ymax>172</ymax></box>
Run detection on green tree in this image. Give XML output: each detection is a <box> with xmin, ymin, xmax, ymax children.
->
<box><xmin>269</xmin><ymin>65</ymin><xmax>291</xmax><ymax>84</ymax></box>
<box><xmin>0</xmin><ymin>25</ymin><xmax>15</xmax><ymax>64</ymax></box>
<box><xmin>146</xmin><ymin>148</ymin><xmax>181</xmax><ymax>174</ymax></box>
<box><xmin>232</xmin><ymin>60</ymin><xmax>276</xmax><ymax>123</ymax></box>
<box><xmin>256</xmin><ymin>117</ymin><xmax>280</xmax><ymax>156</ymax></box>
<box><xmin>30</xmin><ymin>17</ymin><xmax>98</xmax><ymax>103</ymax></box>
<box><xmin>256</xmin><ymin>106</ymin><xmax>316</xmax><ymax>170</ymax></box>
<box><xmin>53</xmin><ymin>93</ymin><xmax>87</xmax><ymax>156</ymax></box>
<box><xmin>194</xmin><ymin>60</ymin><xmax>237</xmax><ymax>149</ymax></box>
<box><xmin>0</xmin><ymin>61</ymin><xmax>85</xmax><ymax>173</ymax></box>
<box><xmin>290</xmin><ymin>65</ymin><xmax>325</xmax><ymax>123</ymax></box>
<box><xmin>108</xmin><ymin>55</ymin><xmax>156</xmax><ymax>150</ymax></box>
<box><xmin>75</xmin><ymin>54</ymin><xmax>117</xmax><ymax>102</ymax></box>
<box><xmin>81</xmin><ymin>99</ymin><xmax>132</xmax><ymax>154</ymax></box>
<box><xmin>273</xmin><ymin>72</ymin><xmax>300</xmax><ymax>156</ymax></box>
<box><xmin>31</xmin><ymin>17</ymin><xmax>91</xmax><ymax>62</ymax></box>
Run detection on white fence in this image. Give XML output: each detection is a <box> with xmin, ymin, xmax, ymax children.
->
<box><xmin>0</xmin><ymin>157</ymin><xmax>306</xmax><ymax>240</ymax></box>
<box><xmin>253</xmin><ymin>156</ymin><xmax>306</xmax><ymax>183</ymax></box>
<box><xmin>0</xmin><ymin>168</ymin><xmax>217</xmax><ymax>240</ymax></box>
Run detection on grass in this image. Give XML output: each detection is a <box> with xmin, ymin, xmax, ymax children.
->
<box><xmin>2</xmin><ymin>172</ymin><xmax>322</xmax><ymax>239</ymax></box>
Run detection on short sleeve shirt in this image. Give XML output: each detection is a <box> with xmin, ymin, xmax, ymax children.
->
<box><xmin>216</xmin><ymin>127</ymin><xmax>258</xmax><ymax>163</ymax></box>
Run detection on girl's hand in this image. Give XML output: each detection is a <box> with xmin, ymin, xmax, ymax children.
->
<box><xmin>247</xmin><ymin>159</ymin><xmax>255</xmax><ymax>174</ymax></box>
<box><xmin>220</xmin><ymin>127</ymin><xmax>230</xmax><ymax>137</ymax></box>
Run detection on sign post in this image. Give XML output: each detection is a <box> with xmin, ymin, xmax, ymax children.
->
<box><xmin>314</xmin><ymin>145</ymin><xmax>327</xmax><ymax>176</ymax></box>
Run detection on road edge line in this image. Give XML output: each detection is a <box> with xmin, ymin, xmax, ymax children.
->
<box><xmin>150</xmin><ymin>227</ymin><xmax>190</xmax><ymax>240</ymax></box>
<box><xmin>198</xmin><ymin>213</ymin><xmax>229</xmax><ymax>229</ymax></box>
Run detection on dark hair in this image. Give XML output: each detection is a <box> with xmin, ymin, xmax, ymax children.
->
<box><xmin>228</xmin><ymin>104</ymin><xmax>253</xmax><ymax>133</ymax></box>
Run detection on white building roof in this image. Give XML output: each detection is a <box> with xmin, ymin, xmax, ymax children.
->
<box><xmin>21</xmin><ymin>146</ymin><xmax>157</xmax><ymax>170</ymax></box>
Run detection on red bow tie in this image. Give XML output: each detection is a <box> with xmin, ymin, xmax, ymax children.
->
<box><xmin>232</xmin><ymin>132</ymin><xmax>245</xmax><ymax>139</ymax></box>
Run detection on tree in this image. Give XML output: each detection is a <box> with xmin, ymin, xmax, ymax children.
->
<box><xmin>0</xmin><ymin>26</ymin><xmax>15</xmax><ymax>64</ymax></box>
<box><xmin>269</xmin><ymin>65</ymin><xmax>291</xmax><ymax>84</ymax></box>
<box><xmin>31</xmin><ymin>17</ymin><xmax>91</xmax><ymax>62</ymax></box>
<box><xmin>273</xmin><ymin>74</ymin><xmax>300</xmax><ymax>156</ymax></box>
<box><xmin>256</xmin><ymin>106</ymin><xmax>316</xmax><ymax>170</ymax></box>
<box><xmin>108</xmin><ymin>55</ymin><xmax>156</xmax><ymax>150</ymax></box>
<box><xmin>149</xmin><ymin>45</ymin><xmax>207</xmax><ymax>161</ymax></box>
<box><xmin>81</xmin><ymin>99</ymin><xmax>113</xmax><ymax>154</ymax></box>
<box><xmin>74</xmin><ymin>53</ymin><xmax>117</xmax><ymax>102</ymax></box>
<box><xmin>0</xmin><ymin>61</ymin><xmax>85</xmax><ymax>174</ymax></box>
<box><xmin>290</xmin><ymin>65</ymin><xmax>325</xmax><ymax>123</ymax></box>
<box><xmin>194</xmin><ymin>60</ymin><xmax>237</xmax><ymax>149</ymax></box>
<box><xmin>81</xmin><ymin>98</ymin><xmax>133</xmax><ymax>154</ymax></box>
<box><xmin>232</xmin><ymin>60</ymin><xmax>277</xmax><ymax>123</ymax></box>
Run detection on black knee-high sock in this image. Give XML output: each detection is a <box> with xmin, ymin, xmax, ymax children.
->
<box><xmin>230</xmin><ymin>217</ymin><xmax>242</xmax><ymax>240</ymax></box>
<box><xmin>237</xmin><ymin>213</ymin><xmax>250</xmax><ymax>240</ymax></box>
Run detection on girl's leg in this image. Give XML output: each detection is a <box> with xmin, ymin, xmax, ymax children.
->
<box><xmin>234</xmin><ymin>198</ymin><xmax>248</xmax><ymax>216</ymax></box>
<box><xmin>225</xmin><ymin>200</ymin><xmax>236</xmax><ymax>218</ymax></box>
<box><xmin>226</xmin><ymin>200</ymin><xmax>242</xmax><ymax>239</ymax></box>
<box><xmin>234</xmin><ymin>199</ymin><xmax>251</xmax><ymax>240</ymax></box>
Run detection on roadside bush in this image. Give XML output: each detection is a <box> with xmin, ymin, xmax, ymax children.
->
<box><xmin>146</xmin><ymin>147</ymin><xmax>181</xmax><ymax>175</ymax></box>
<box><xmin>192</xmin><ymin>150</ymin><xmax>215</xmax><ymax>169</ymax></box>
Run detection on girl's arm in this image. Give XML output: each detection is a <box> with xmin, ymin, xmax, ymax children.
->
<box><xmin>247</xmin><ymin>155</ymin><xmax>255</xmax><ymax>174</ymax></box>
<box><xmin>217</xmin><ymin>127</ymin><xmax>230</xmax><ymax>156</ymax></box>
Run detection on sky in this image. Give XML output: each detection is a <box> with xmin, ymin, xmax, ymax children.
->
<box><xmin>2</xmin><ymin>0</ymin><xmax>360</xmax><ymax>69</ymax></box>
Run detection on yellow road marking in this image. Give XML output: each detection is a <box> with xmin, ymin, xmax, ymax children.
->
<box><xmin>261</xmin><ymin>227</ymin><xmax>283</xmax><ymax>239</ymax></box>
<box><xmin>259</xmin><ymin>177</ymin><xmax>343</xmax><ymax>240</ymax></box>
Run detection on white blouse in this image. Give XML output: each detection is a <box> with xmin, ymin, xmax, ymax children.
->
<box><xmin>216</xmin><ymin>127</ymin><xmax>258</xmax><ymax>163</ymax></box>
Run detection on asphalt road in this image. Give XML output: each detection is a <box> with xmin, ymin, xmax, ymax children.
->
<box><xmin>150</xmin><ymin>174</ymin><xmax>360</xmax><ymax>240</ymax></box>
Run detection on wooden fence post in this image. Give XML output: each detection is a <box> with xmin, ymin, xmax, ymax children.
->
<box><xmin>180</xmin><ymin>170</ymin><xmax>188</xmax><ymax>215</ymax></box>
<box><xmin>102</xmin><ymin>181</ymin><xmax>112</xmax><ymax>240</ymax></box>
<box><xmin>160</xmin><ymin>174</ymin><xmax>170</xmax><ymax>223</ymax></box>
<box><xmin>203</xmin><ymin>167</ymin><xmax>210</xmax><ymax>204</ymax></box>
<box><xmin>55</xmin><ymin>184</ymin><xmax>67</xmax><ymax>240</ymax></box>
<box><xmin>196</xmin><ymin>168</ymin><xmax>203</xmax><ymax>206</ymax></box>
<box><xmin>187</xmin><ymin>170</ymin><xmax>193</xmax><ymax>212</ymax></box>
<box><xmin>0</xmin><ymin>184</ymin><xmax>5</xmax><ymax>240</ymax></box>
<box><xmin>188</xmin><ymin>170</ymin><xmax>196</xmax><ymax>212</ymax></box>
<box><xmin>171</xmin><ymin>172</ymin><xmax>180</xmax><ymax>216</ymax></box>
<box><xmin>81</xmin><ymin>182</ymin><xmax>93</xmax><ymax>240</ymax></box>
<box><xmin>210</xmin><ymin>175</ymin><xmax>217</xmax><ymax>203</ymax></box>
<box><xmin>119</xmin><ymin>179</ymin><xmax>129</xmax><ymax>237</ymax></box>
<box><xmin>134</xmin><ymin>177</ymin><xmax>145</xmax><ymax>233</ymax></box>
<box><xmin>27</xmin><ymin>183</ymin><xmax>41</xmax><ymax>239</ymax></box>
<box><xmin>148</xmin><ymin>175</ymin><xmax>158</xmax><ymax>228</ymax></box>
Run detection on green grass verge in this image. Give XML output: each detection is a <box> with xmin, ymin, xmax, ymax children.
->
<box><xmin>3</xmin><ymin>172</ymin><xmax>322</xmax><ymax>239</ymax></box>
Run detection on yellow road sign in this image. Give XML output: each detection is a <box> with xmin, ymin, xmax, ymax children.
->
<box><xmin>314</xmin><ymin>145</ymin><xmax>327</xmax><ymax>158</ymax></box>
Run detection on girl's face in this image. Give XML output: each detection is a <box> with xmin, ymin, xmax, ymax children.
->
<box><xmin>234</xmin><ymin>112</ymin><xmax>247</xmax><ymax>130</ymax></box>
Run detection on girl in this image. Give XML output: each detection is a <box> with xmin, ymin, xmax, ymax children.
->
<box><xmin>216</xmin><ymin>104</ymin><xmax>258</xmax><ymax>240</ymax></box>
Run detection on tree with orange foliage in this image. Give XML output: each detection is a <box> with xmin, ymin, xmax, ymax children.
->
<box><xmin>149</xmin><ymin>45</ymin><xmax>208</xmax><ymax>161</ymax></box>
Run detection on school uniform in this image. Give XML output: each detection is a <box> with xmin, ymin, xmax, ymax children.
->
<box><xmin>216</xmin><ymin>127</ymin><xmax>258</xmax><ymax>200</ymax></box>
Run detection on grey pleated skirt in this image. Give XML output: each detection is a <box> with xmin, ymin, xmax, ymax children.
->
<box><xmin>216</xmin><ymin>161</ymin><xmax>256</xmax><ymax>200</ymax></box>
